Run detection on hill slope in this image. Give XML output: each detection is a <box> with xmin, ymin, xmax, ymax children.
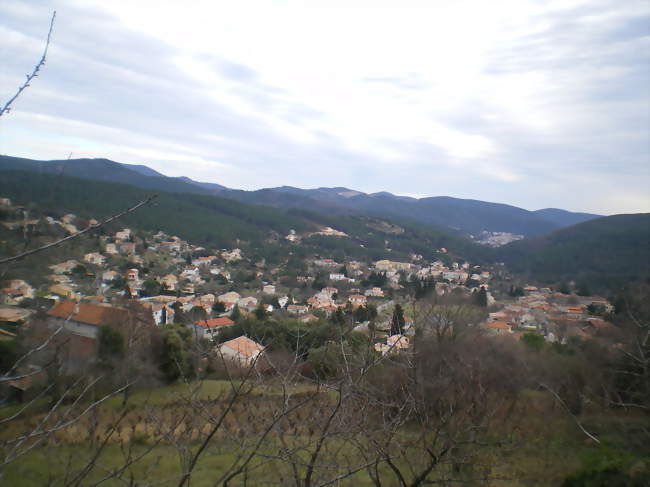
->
<box><xmin>0</xmin><ymin>171</ymin><xmax>488</xmax><ymax>264</ymax></box>
<box><xmin>498</xmin><ymin>213</ymin><xmax>650</xmax><ymax>289</ymax></box>
<box><xmin>0</xmin><ymin>155</ymin><xmax>601</xmax><ymax>237</ymax></box>
<box><xmin>533</xmin><ymin>208</ymin><xmax>601</xmax><ymax>227</ymax></box>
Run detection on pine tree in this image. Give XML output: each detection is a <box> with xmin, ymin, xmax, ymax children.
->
<box><xmin>390</xmin><ymin>304</ymin><xmax>405</xmax><ymax>335</ymax></box>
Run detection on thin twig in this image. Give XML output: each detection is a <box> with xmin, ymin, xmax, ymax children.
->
<box><xmin>0</xmin><ymin>194</ymin><xmax>157</xmax><ymax>265</ymax></box>
<box><xmin>0</xmin><ymin>11</ymin><xmax>56</xmax><ymax>117</ymax></box>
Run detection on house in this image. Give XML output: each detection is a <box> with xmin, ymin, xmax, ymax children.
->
<box><xmin>119</xmin><ymin>242</ymin><xmax>136</xmax><ymax>255</ymax></box>
<box><xmin>287</xmin><ymin>304</ymin><xmax>308</xmax><ymax>315</ymax></box>
<box><xmin>329</xmin><ymin>273</ymin><xmax>345</xmax><ymax>281</ymax></box>
<box><xmin>321</xmin><ymin>287</ymin><xmax>338</xmax><ymax>298</ymax></box>
<box><xmin>115</xmin><ymin>228</ymin><xmax>132</xmax><ymax>241</ymax></box>
<box><xmin>126</xmin><ymin>269</ymin><xmax>139</xmax><ymax>281</ymax></box>
<box><xmin>48</xmin><ymin>284</ymin><xmax>77</xmax><ymax>298</ymax></box>
<box><xmin>147</xmin><ymin>302</ymin><xmax>175</xmax><ymax>325</ymax></box>
<box><xmin>262</xmin><ymin>284</ymin><xmax>276</xmax><ymax>295</ymax></box>
<box><xmin>159</xmin><ymin>274</ymin><xmax>178</xmax><ymax>291</ymax></box>
<box><xmin>485</xmin><ymin>321</ymin><xmax>512</xmax><ymax>335</ymax></box>
<box><xmin>387</xmin><ymin>334</ymin><xmax>410</xmax><ymax>351</ymax></box>
<box><xmin>0</xmin><ymin>306</ymin><xmax>33</xmax><ymax>326</ymax></box>
<box><xmin>348</xmin><ymin>294</ymin><xmax>367</xmax><ymax>307</ymax></box>
<box><xmin>49</xmin><ymin>260</ymin><xmax>80</xmax><ymax>274</ymax></box>
<box><xmin>216</xmin><ymin>292</ymin><xmax>240</xmax><ymax>312</ymax></box>
<box><xmin>313</xmin><ymin>258</ymin><xmax>339</xmax><ymax>268</ymax></box>
<box><xmin>216</xmin><ymin>336</ymin><xmax>265</xmax><ymax>367</ymax></box>
<box><xmin>45</xmin><ymin>300</ymin><xmax>154</xmax><ymax>372</ymax></box>
<box><xmin>61</xmin><ymin>214</ymin><xmax>76</xmax><ymax>224</ymax></box>
<box><xmin>104</xmin><ymin>243</ymin><xmax>118</xmax><ymax>255</ymax></box>
<box><xmin>191</xmin><ymin>317</ymin><xmax>235</xmax><ymax>340</ymax></box>
<box><xmin>218</xmin><ymin>291</ymin><xmax>241</xmax><ymax>307</ymax></box>
<box><xmin>193</xmin><ymin>256</ymin><xmax>217</xmax><ymax>267</ymax></box>
<box><xmin>237</xmin><ymin>296</ymin><xmax>258</xmax><ymax>313</ymax></box>
<box><xmin>298</xmin><ymin>313</ymin><xmax>319</xmax><ymax>323</ymax></box>
<box><xmin>1</xmin><ymin>280</ymin><xmax>35</xmax><ymax>304</ymax></box>
<box><xmin>277</xmin><ymin>296</ymin><xmax>289</xmax><ymax>308</ymax></box>
<box><xmin>364</xmin><ymin>287</ymin><xmax>384</xmax><ymax>298</ymax></box>
<box><xmin>46</xmin><ymin>301</ymin><xmax>129</xmax><ymax>339</ymax></box>
<box><xmin>221</xmin><ymin>249</ymin><xmax>242</xmax><ymax>262</ymax></box>
<box><xmin>84</xmin><ymin>252</ymin><xmax>106</xmax><ymax>266</ymax></box>
<box><xmin>102</xmin><ymin>271</ymin><xmax>119</xmax><ymax>282</ymax></box>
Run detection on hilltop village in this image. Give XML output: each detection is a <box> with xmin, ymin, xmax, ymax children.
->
<box><xmin>0</xmin><ymin>196</ymin><xmax>619</xmax><ymax>370</ymax></box>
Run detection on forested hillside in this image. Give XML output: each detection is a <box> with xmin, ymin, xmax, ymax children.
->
<box><xmin>0</xmin><ymin>171</ymin><xmax>489</xmax><ymax>265</ymax></box>
<box><xmin>498</xmin><ymin>213</ymin><xmax>650</xmax><ymax>290</ymax></box>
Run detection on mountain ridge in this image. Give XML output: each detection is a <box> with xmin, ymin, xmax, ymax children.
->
<box><xmin>0</xmin><ymin>154</ymin><xmax>602</xmax><ymax>237</ymax></box>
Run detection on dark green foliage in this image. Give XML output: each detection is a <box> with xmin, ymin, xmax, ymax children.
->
<box><xmin>159</xmin><ymin>325</ymin><xmax>194</xmax><ymax>383</ymax></box>
<box><xmin>254</xmin><ymin>304</ymin><xmax>269</xmax><ymax>321</ymax></box>
<box><xmin>353</xmin><ymin>304</ymin><xmax>377</xmax><ymax>323</ymax></box>
<box><xmin>97</xmin><ymin>325</ymin><xmax>124</xmax><ymax>364</ymax></box>
<box><xmin>230</xmin><ymin>304</ymin><xmax>241</xmax><ymax>322</ymax></box>
<box><xmin>0</xmin><ymin>340</ymin><xmax>19</xmax><ymax>374</ymax></box>
<box><xmin>390</xmin><ymin>304</ymin><xmax>405</xmax><ymax>335</ymax></box>
<box><xmin>362</xmin><ymin>272</ymin><xmax>387</xmax><ymax>288</ymax></box>
<box><xmin>473</xmin><ymin>287</ymin><xmax>488</xmax><ymax>307</ymax></box>
<box><xmin>498</xmin><ymin>213</ymin><xmax>650</xmax><ymax>293</ymax></box>
<box><xmin>141</xmin><ymin>279</ymin><xmax>161</xmax><ymax>297</ymax></box>
<box><xmin>508</xmin><ymin>285</ymin><xmax>525</xmax><ymax>297</ymax></box>
<box><xmin>520</xmin><ymin>332</ymin><xmax>545</xmax><ymax>352</ymax></box>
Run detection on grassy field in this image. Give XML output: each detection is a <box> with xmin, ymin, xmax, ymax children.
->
<box><xmin>1</xmin><ymin>381</ymin><xmax>648</xmax><ymax>486</ymax></box>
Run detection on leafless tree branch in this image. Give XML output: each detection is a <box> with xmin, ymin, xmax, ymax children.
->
<box><xmin>0</xmin><ymin>11</ymin><xmax>56</xmax><ymax>118</ymax></box>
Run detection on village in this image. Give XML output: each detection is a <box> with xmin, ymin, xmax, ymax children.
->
<box><xmin>0</xmin><ymin>196</ymin><xmax>619</xmax><ymax>370</ymax></box>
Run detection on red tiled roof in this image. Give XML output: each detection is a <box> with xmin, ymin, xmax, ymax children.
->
<box><xmin>47</xmin><ymin>300</ymin><xmax>128</xmax><ymax>326</ymax></box>
<box><xmin>194</xmin><ymin>317</ymin><xmax>235</xmax><ymax>329</ymax></box>
<box><xmin>487</xmin><ymin>321</ymin><xmax>511</xmax><ymax>330</ymax></box>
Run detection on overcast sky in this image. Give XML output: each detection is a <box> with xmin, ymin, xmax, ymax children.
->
<box><xmin>1</xmin><ymin>0</ymin><xmax>648</xmax><ymax>214</ymax></box>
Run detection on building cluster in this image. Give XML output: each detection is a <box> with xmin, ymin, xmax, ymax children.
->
<box><xmin>483</xmin><ymin>286</ymin><xmax>614</xmax><ymax>342</ymax></box>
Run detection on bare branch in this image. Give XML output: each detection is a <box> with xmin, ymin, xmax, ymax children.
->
<box><xmin>0</xmin><ymin>194</ymin><xmax>158</xmax><ymax>265</ymax></box>
<box><xmin>0</xmin><ymin>11</ymin><xmax>56</xmax><ymax>118</ymax></box>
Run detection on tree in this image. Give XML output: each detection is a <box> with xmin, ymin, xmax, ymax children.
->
<box><xmin>473</xmin><ymin>286</ymin><xmax>488</xmax><ymax>307</ymax></box>
<box><xmin>390</xmin><ymin>304</ymin><xmax>406</xmax><ymax>335</ymax></box>
<box><xmin>230</xmin><ymin>304</ymin><xmax>241</xmax><ymax>322</ymax></box>
<box><xmin>97</xmin><ymin>325</ymin><xmax>124</xmax><ymax>366</ymax></box>
<box><xmin>521</xmin><ymin>332</ymin><xmax>545</xmax><ymax>352</ymax></box>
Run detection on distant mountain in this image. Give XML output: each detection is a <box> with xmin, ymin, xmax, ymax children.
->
<box><xmin>0</xmin><ymin>155</ymin><xmax>215</xmax><ymax>196</ymax></box>
<box><xmin>533</xmin><ymin>208</ymin><xmax>601</xmax><ymax>227</ymax></box>
<box><xmin>0</xmin><ymin>154</ymin><xmax>600</xmax><ymax>238</ymax></box>
<box><xmin>498</xmin><ymin>213</ymin><xmax>650</xmax><ymax>290</ymax></box>
<box><xmin>0</xmin><ymin>170</ymin><xmax>486</xmax><ymax>264</ymax></box>
<box><xmin>120</xmin><ymin>163</ymin><xmax>167</xmax><ymax>178</ymax></box>
<box><xmin>176</xmin><ymin>176</ymin><xmax>228</xmax><ymax>192</ymax></box>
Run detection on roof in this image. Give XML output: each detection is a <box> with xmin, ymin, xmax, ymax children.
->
<box><xmin>220</xmin><ymin>336</ymin><xmax>264</xmax><ymax>358</ymax></box>
<box><xmin>195</xmin><ymin>317</ymin><xmax>235</xmax><ymax>329</ymax></box>
<box><xmin>487</xmin><ymin>321</ymin><xmax>511</xmax><ymax>330</ymax></box>
<box><xmin>46</xmin><ymin>300</ymin><xmax>128</xmax><ymax>327</ymax></box>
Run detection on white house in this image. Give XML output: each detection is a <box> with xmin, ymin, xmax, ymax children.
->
<box><xmin>216</xmin><ymin>336</ymin><xmax>265</xmax><ymax>367</ymax></box>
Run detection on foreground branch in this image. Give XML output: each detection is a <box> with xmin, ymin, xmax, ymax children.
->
<box><xmin>0</xmin><ymin>11</ymin><xmax>56</xmax><ymax>118</ymax></box>
<box><xmin>0</xmin><ymin>194</ymin><xmax>157</xmax><ymax>265</ymax></box>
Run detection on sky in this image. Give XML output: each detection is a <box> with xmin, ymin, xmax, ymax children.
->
<box><xmin>1</xmin><ymin>0</ymin><xmax>648</xmax><ymax>215</ymax></box>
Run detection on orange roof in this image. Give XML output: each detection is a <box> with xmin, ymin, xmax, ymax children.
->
<box><xmin>221</xmin><ymin>336</ymin><xmax>264</xmax><ymax>358</ymax></box>
<box><xmin>47</xmin><ymin>300</ymin><xmax>128</xmax><ymax>326</ymax></box>
<box><xmin>195</xmin><ymin>317</ymin><xmax>235</xmax><ymax>329</ymax></box>
<box><xmin>487</xmin><ymin>321</ymin><xmax>511</xmax><ymax>330</ymax></box>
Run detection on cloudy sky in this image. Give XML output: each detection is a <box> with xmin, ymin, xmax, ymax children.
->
<box><xmin>1</xmin><ymin>0</ymin><xmax>648</xmax><ymax>214</ymax></box>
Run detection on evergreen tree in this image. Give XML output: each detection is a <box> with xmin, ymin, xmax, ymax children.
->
<box><xmin>473</xmin><ymin>287</ymin><xmax>488</xmax><ymax>307</ymax></box>
<box><xmin>390</xmin><ymin>304</ymin><xmax>406</xmax><ymax>335</ymax></box>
